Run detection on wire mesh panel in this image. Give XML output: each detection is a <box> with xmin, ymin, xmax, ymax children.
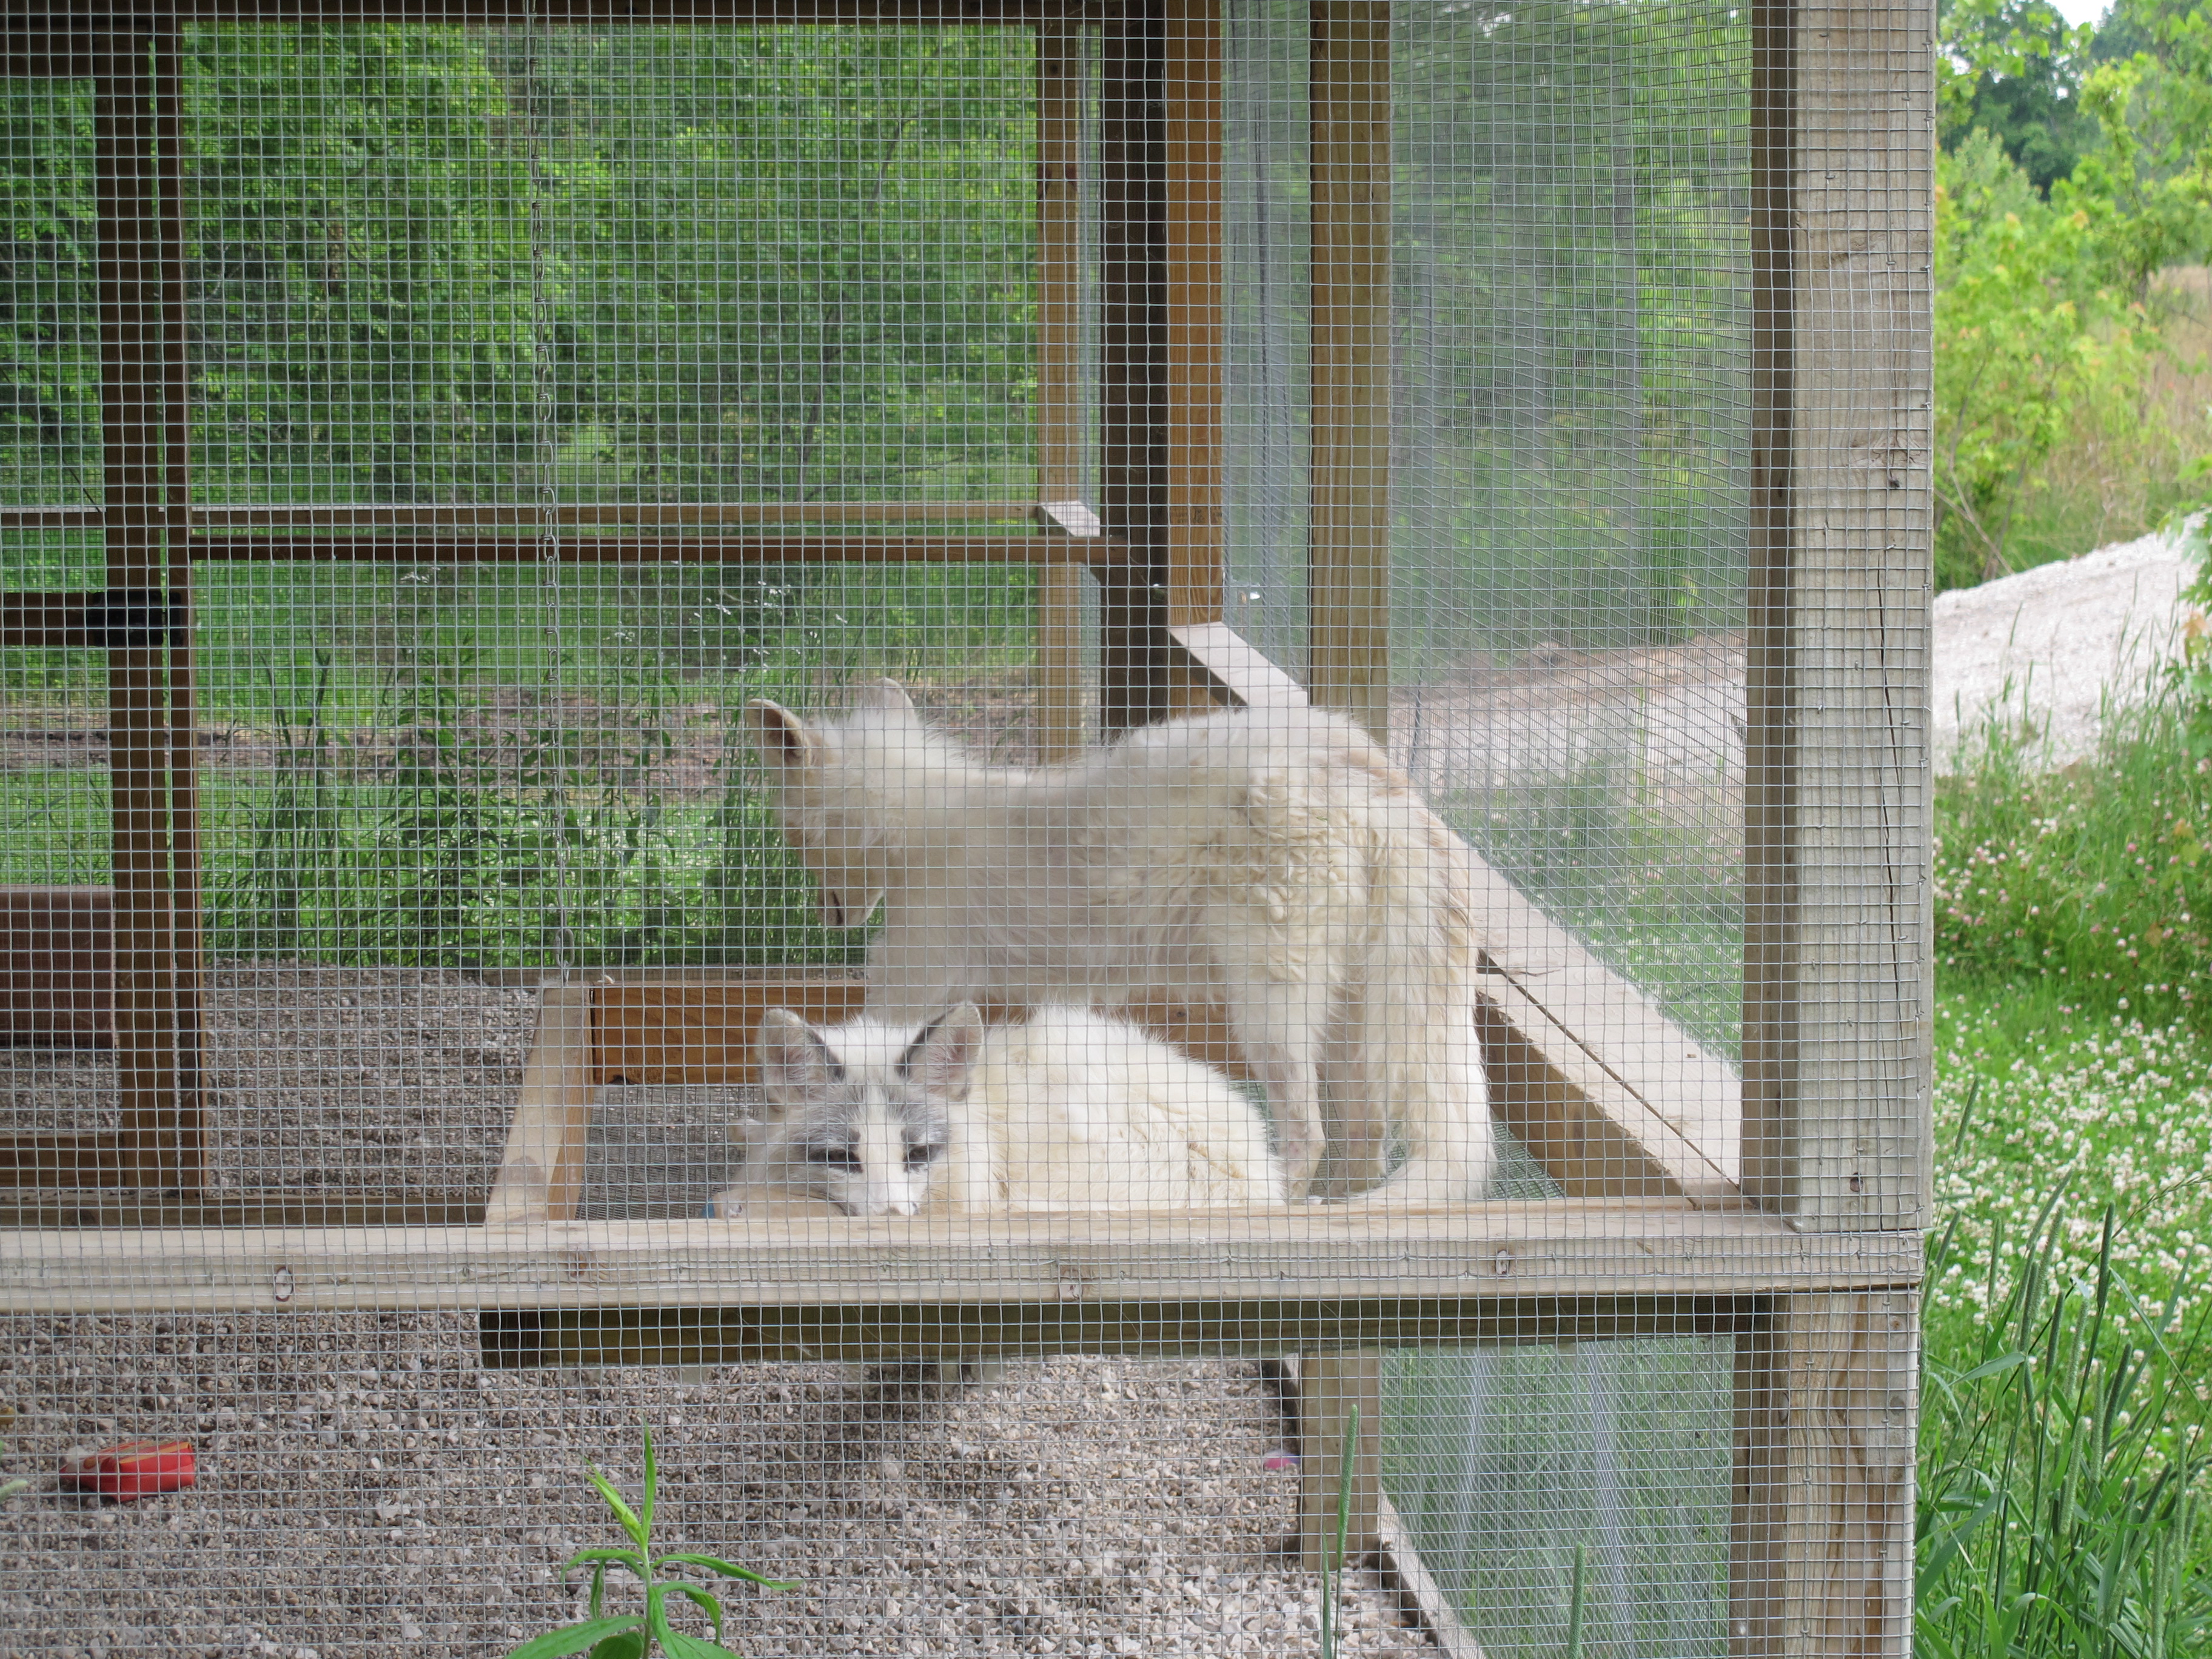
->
<box><xmin>0</xmin><ymin>4</ymin><xmax>1929</xmax><ymax>1657</ymax></box>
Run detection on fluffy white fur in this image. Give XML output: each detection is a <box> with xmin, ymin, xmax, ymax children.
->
<box><xmin>743</xmin><ymin>682</ymin><xmax>1496</xmax><ymax>1202</ymax></box>
<box><xmin>720</xmin><ymin>1003</ymin><xmax>1285</xmax><ymax>1216</ymax></box>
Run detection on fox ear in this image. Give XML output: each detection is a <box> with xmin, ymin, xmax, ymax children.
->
<box><xmin>755</xmin><ymin>1009</ymin><xmax>842</xmax><ymax>1109</ymax></box>
<box><xmin>853</xmin><ymin>679</ymin><xmax>917</xmax><ymax>719</ymax></box>
<box><xmin>897</xmin><ymin>1002</ymin><xmax>985</xmax><ymax>1102</ymax></box>
<box><xmin>744</xmin><ymin>699</ymin><xmax>818</xmax><ymax>773</ymax></box>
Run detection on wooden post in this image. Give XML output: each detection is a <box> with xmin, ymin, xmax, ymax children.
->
<box><xmin>1309</xmin><ymin>1</ymin><xmax>1392</xmax><ymax>744</ymax></box>
<box><xmin>1296</xmin><ymin>1350</ymin><xmax>1383</xmax><ymax>1570</ymax></box>
<box><xmin>1096</xmin><ymin>5</ymin><xmax>1167</xmax><ymax>732</ymax></box>
<box><xmin>1162</xmin><ymin>0</ymin><xmax>1225</xmax><ymax>637</ymax></box>
<box><xmin>1294</xmin><ymin>6</ymin><xmax>1394</xmax><ymax>1563</ymax></box>
<box><xmin>1734</xmin><ymin>0</ymin><xmax>1931</xmax><ymax>1646</ymax></box>
<box><xmin>486</xmin><ymin>987</ymin><xmax>598</xmax><ymax>1225</ymax></box>
<box><xmin>1741</xmin><ymin>0</ymin><xmax>1934</xmax><ymax>1231</ymax></box>
<box><xmin>98</xmin><ymin>30</ymin><xmax>200</xmax><ymax>1190</ymax></box>
<box><xmin>155</xmin><ymin>20</ymin><xmax>208</xmax><ymax>1188</ymax></box>
<box><xmin>1731</xmin><ymin>1293</ymin><xmax>1918</xmax><ymax>1656</ymax></box>
<box><xmin>1036</xmin><ymin>20</ymin><xmax>1086</xmax><ymax>760</ymax></box>
<box><xmin>1096</xmin><ymin>0</ymin><xmax>1227</xmax><ymax>734</ymax></box>
<box><xmin>1741</xmin><ymin>0</ymin><xmax>1797</xmax><ymax>1216</ymax></box>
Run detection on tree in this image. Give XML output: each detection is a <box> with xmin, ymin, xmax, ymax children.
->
<box><xmin>1939</xmin><ymin>0</ymin><xmax>2097</xmax><ymax>193</ymax></box>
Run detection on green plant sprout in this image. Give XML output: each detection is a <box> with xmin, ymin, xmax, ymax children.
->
<box><xmin>1318</xmin><ymin>1402</ymin><xmax>1359</xmax><ymax>1659</ymax></box>
<box><xmin>505</xmin><ymin>1426</ymin><xmax>794</xmax><ymax>1659</ymax></box>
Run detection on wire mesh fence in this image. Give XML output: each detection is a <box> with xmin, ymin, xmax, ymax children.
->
<box><xmin>0</xmin><ymin>4</ymin><xmax>1929</xmax><ymax>1655</ymax></box>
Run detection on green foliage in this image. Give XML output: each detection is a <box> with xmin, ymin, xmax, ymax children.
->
<box><xmin>2</xmin><ymin>23</ymin><xmax>1038</xmax><ymax>509</ymax></box>
<box><xmin>1933</xmin><ymin>0</ymin><xmax>2212</xmax><ymax>590</ymax></box>
<box><xmin>200</xmin><ymin>652</ymin><xmax>866</xmax><ymax>972</ymax></box>
<box><xmin>1917</xmin><ymin>1200</ymin><xmax>2212</xmax><ymax>1658</ymax></box>
<box><xmin>0</xmin><ymin>79</ymin><xmax>99</xmax><ymax>504</ymax></box>
<box><xmin>521</xmin><ymin>27</ymin><xmax>1034</xmax><ymax>504</ymax></box>
<box><xmin>505</xmin><ymin>1426</ymin><xmax>795</xmax><ymax>1659</ymax></box>
<box><xmin>1934</xmin><ymin>679</ymin><xmax>2212</xmax><ymax>1034</ymax></box>
<box><xmin>2059</xmin><ymin>54</ymin><xmax>2212</xmax><ymax>303</ymax></box>
<box><xmin>1939</xmin><ymin>0</ymin><xmax>2097</xmax><ymax>193</ymax></box>
<box><xmin>1934</xmin><ymin>131</ymin><xmax>2153</xmax><ymax>588</ymax></box>
<box><xmin>1386</xmin><ymin>0</ymin><xmax>1752</xmax><ymax>660</ymax></box>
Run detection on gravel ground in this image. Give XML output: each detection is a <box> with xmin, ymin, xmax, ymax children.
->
<box><xmin>1932</xmin><ymin>525</ymin><xmax>2200</xmax><ymax>768</ymax></box>
<box><xmin>0</xmin><ymin>1329</ymin><xmax>1429</xmax><ymax>1659</ymax></box>
<box><xmin>1</xmin><ymin>965</ymin><xmax>540</xmax><ymax>1201</ymax></box>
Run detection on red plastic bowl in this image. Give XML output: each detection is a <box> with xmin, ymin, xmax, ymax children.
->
<box><xmin>61</xmin><ymin>1438</ymin><xmax>196</xmax><ymax>1501</ymax></box>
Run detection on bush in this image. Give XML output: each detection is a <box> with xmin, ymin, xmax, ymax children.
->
<box><xmin>1935</xmin><ymin>130</ymin><xmax>2155</xmax><ymax>589</ymax></box>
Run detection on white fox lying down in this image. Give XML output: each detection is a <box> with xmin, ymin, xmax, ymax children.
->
<box><xmin>743</xmin><ymin>682</ymin><xmax>1496</xmax><ymax>1202</ymax></box>
<box><xmin>719</xmin><ymin>1003</ymin><xmax>1286</xmax><ymax>1218</ymax></box>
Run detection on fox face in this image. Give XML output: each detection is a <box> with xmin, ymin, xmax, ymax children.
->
<box><xmin>748</xmin><ymin>1005</ymin><xmax>982</xmax><ymax>1217</ymax></box>
<box><xmin>743</xmin><ymin>697</ymin><xmax>894</xmax><ymax>931</ymax></box>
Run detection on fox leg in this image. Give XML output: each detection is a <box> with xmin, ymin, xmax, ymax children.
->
<box><xmin>1313</xmin><ymin>983</ymin><xmax>1390</xmax><ymax>1198</ymax></box>
<box><xmin>1218</xmin><ymin>971</ymin><xmax>1329</xmax><ymax>1196</ymax></box>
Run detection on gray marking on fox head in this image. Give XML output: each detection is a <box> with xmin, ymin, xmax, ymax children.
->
<box><xmin>748</xmin><ymin>1005</ymin><xmax>979</xmax><ymax>1217</ymax></box>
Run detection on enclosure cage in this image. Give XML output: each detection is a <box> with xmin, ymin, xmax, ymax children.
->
<box><xmin>0</xmin><ymin>2</ymin><xmax>1929</xmax><ymax>1655</ymax></box>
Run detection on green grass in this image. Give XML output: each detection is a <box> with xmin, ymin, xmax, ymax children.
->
<box><xmin>1439</xmin><ymin>759</ymin><xmax>1742</xmax><ymax>1060</ymax></box>
<box><xmin>1385</xmin><ymin>1338</ymin><xmax>1736</xmax><ymax>1656</ymax></box>
<box><xmin>1934</xmin><ymin>686</ymin><xmax>2211</xmax><ymax>1039</ymax></box>
<box><xmin>0</xmin><ymin>561</ymin><xmax>1037</xmax><ymax>967</ymax></box>
<box><xmin>1918</xmin><ymin>990</ymin><xmax>2212</xmax><ymax>1656</ymax></box>
<box><xmin>1914</xmin><ymin>644</ymin><xmax>2212</xmax><ymax>1656</ymax></box>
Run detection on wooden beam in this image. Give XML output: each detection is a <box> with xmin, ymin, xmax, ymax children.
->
<box><xmin>185</xmin><ymin>532</ymin><xmax>1125</xmax><ymax>565</ymax></box>
<box><xmin>1730</xmin><ymin>1292</ymin><xmax>1918</xmax><ymax>1657</ymax></box>
<box><xmin>590</xmin><ymin>975</ymin><xmax>871</xmax><ymax>1088</ymax></box>
<box><xmin>1298</xmin><ymin>1349</ymin><xmax>1382</xmax><ymax>1568</ymax></box>
<box><xmin>1164</xmin><ymin>620</ymin><xmax>1309</xmax><ymax>709</ymax></box>
<box><xmin>0</xmin><ymin>1195</ymin><xmax>483</xmax><ymax>1228</ymax></box>
<box><xmin>1036</xmin><ymin>17</ymin><xmax>1088</xmax><ymax>760</ymax></box>
<box><xmin>0</xmin><ymin>502</ymin><xmax>1047</xmax><ymax>530</ymax></box>
<box><xmin>155</xmin><ymin>20</ymin><xmax>209</xmax><ymax>1179</ymax></box>
<box><xmin>0</xmin><ymin>590</ymin><xmax>181</xmax><ymax>649</ymax></box>
<box><xmin>1162</xmin><ymin>0</ymin><xmax>1224</xmax><ymax>633</ymax></box>
<box><xmin>110</xmin><ymin>0</ymin><xmax>1113</xmax><ymax>19</ymax></box>
<box><xmin>1743</xmin><ymin>0</ymin><xmax>1797</xmax><ymax>1219</ymax></box>
<box><xmin>0</xmin><ymin>1202</ymin><xmax>1923</xmax><ymax>1315</ymax></box>
<box><xmin>1475</xmin><ymin>977</ymin><xmax>1732</xmax><ymax>1202</ymax></box>
<box><xmin>192</xmin><ymin>500</ymin><xmax>1041</xmax><ymax>528</ymax></box>
<box><xmin>484</xmin><ymin>987</ymin><xmax>597</xmax><ymax>1225</ymax></box>
<box><xmin>1309</xmin><ymin>0</ymin><xmax>1392</xmax><ymax>743</ymax></box>
<box><xmin>1096</xmin><ymin>4</ymin><xmax>1172</xmax><ymax>731</ymax></box>
<box><xmin>1743</xmin><ymin>0</ymin><xmax>1934</xmax><ymax>1232</ymax></box>
<box><xmin>98</xmin><ymin>32</ymin><xmax>201</xmax><ymax>1191</ymax></box>
<box><xmin>483</xmin><ymin>1293</ymin><xmax>1769</xmax><ymax>1370</ymax></box>
<box><xmin>0</xmin><ymin>885</ymin><xmax>113</xmax><ymax>1050</ymax></box>
<box><xmin>0</xmin><ymin>1132</ymin><xmax>132</xmax><ymax>1188</ymax></box>
<box><xmin>0</xmin><ymin>506</ymin><xmax>101</xmax><ymax>530</ymax></box>
<box><xmin>1375</xmin><ymin>1493</ymin><xmax>1490</xmax><ymax>1659</ymax></box>
<box><xmin>1470</xmin><ymin>847</ymin><xmax>1742</xmax><ymax>1196</ymax></box>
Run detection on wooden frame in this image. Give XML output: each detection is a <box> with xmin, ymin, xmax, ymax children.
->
<box><xmin>1</xmin><ymin>4</ymin><xmax>1934</xmax><ymax>1652</ymax></box>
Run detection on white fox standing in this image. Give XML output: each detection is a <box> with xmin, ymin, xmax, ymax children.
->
<box><xmin>743</xmin><ymin>682</ymin><xmax>1496</xmax><ymax>1202</ymax></box>
<box><xmin>722</xmin><ymin>1003</ymin><xmax>1286</xmax><ymax>1216</ymax></box>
